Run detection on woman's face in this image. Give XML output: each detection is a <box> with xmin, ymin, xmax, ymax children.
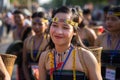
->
<box><xmin>32</xmin><ymin>17</ymin><xmax>47</xmax><ymax>35</ymax></box>
<box><xmin>105</xmin><ymin>14</ymin><xmax>120</xmax><ymax>32</ymax></box>
<box><xmin>50</xmin><ymin>13</ymin><xmax>75</xmax><ymax>46</ymax></box>
<box><xmin>14</xmin><ymin>14</ymin><xmax>24</xmax><ymax>26</ymax></box>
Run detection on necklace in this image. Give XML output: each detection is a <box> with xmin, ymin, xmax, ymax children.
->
<box><xmin>107</xmin><ymin>34</ymin><xmax>120</xmax><ymax>50</ymax></box>
<box><xmin>30</xmin><ymin>36</ymin><xmax>44</xmax><ymax>61</ymax></box>
<box><xmin>49</xmin><ymin>45</ymin><xmax>76</xmax><ymax>80</ymax></box>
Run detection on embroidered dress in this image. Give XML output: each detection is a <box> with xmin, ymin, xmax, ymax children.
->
<box><xmin>27</xmin><ymin>50</ymin><xmax>39</xmax><ymax>80</ymax></box>
<box><xmin>27</xmin><ymin>35</ymin><xmax>49</xmax><ymax>80</ymax></box>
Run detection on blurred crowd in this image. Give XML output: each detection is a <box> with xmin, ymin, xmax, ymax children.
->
<box><xmin>0</xmin><ymin>2</ymin><xmax>120</xmax><ymax>80</ymax></box>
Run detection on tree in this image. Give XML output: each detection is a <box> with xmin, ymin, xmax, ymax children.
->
<box><xmin>50</xmin><ymin>0</ymin><xmax>108</xmax><ymax>8</ymax></box>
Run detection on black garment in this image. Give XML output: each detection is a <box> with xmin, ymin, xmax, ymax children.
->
<box><xmin>27</xmin><ymin>51</ymin><xmax>40</xmax><ymax>80</ymax></box>
<box><xmin>82</xmin><ymin>39</ymin><xmax>90</xmax><ymax>47</ymax></box>
<box><xmin>22</xmin><ymin>27</ymin><xmax>32</xmax><ymax>41</ymax></box>
<box><xmin>6</xmin><ymin>40</ymin><xmax>23</xmax><ymax>64</ymax></box>
<box><xmin>46</xmin><ymin>70</ymin><xmax>88</xmax><ymax>80</ymax></box>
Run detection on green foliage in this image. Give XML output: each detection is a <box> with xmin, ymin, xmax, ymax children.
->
<box><xmin>51</xmin><ymin>0</ymin><xmax>63</xmax><ymax>7</ymax></box>
<box><xmin>10</xmin><ymin>0</ymin><xmax>15</xmax><ymax>3</ymax></box>
<box><xmin>50</xmin><ymin>0</ymin><xmax>108</xmax><ymax>8</ymax></box>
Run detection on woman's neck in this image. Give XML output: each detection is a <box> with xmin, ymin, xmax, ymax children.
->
<box><xmin>55</xmin><ymin>44</ymin><xmax>71</xmax><ymax>53</ymax></box>
<box><xmin>108</xmin><ymin>31</ymin><xmax>120</xmax><ymax>38</ymax></box>
<box><xmin>34</xmin><ymin>34</ymin><xmax>43</xmax><ymax>39</ymax></box>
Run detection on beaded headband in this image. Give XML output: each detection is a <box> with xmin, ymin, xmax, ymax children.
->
<box><xmin>51</xmin><ymin>17</ymin><xmax>78</xmax><ymax>28</ymax></box>
<box><xmin>108</xmin><ymin>11</ymin><xmax>120</xmax><ymax>16</ymax></box>
<box><xmin>33</xmin><ymin>18</ymin><xmax>48</xmax><ymax>23</ymax></box>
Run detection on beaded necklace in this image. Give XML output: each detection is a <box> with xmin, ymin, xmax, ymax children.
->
<box><xmin>48</xmin><ymin>46</ymin><xmax>76</xmax><ymax>80</ymax></box>
<box><xmin>30</xmin><ymin>36</ymin><xmax>44</xmax><ymax>61</ymax></box>
<box><xmin>107</xmin><ymin>34</ymin><xmax>120</xmax><ymax>50</ymax></box>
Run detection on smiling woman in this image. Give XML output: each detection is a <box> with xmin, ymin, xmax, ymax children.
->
<box><xmin>38</xmin><ymin>6</ymin><xmax>102</xmax><ymax>80</ymax></box>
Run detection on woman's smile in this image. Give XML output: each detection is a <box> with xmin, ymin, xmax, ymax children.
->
<box><xmin>54</xmin><ymin>35</ymin><xmax>63</xmax><ymax>40</ymax></box>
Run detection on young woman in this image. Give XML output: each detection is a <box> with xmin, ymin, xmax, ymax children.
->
<box><xmin>94</xmin><ymin>6</ymin><xmax>120</xmax><ymax>80</ymax></box>
<box><xmin>39</xmin><ymin>6</ymin><xmax>102</xmax><ymax>80</ymax></box>
<box><xmin>75</xmin><ymin>8</ymin><xmax>97</xmax><ymax>47</ymax></box>
<box><xmin>94</xmin><ymin>6</ymin><xmax>120</xmax><ymax>50</ymax></box>
<box><xmin>22</xmin><ymin>11</ymin><xmax>49</xmax><ymax>80</ymax></box>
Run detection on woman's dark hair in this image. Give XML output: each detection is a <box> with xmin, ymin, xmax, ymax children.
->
<box><xmin>108</xmin><ymin>6</ymin><xmax>120</xmax><ymax>18</ymax></box>
<box><xmin>32</xmin><ymin>11</ymin><xmax>47</xmax><ymax>19</ymax></box>
<box><xmin>103</xmin><ymin>5</ymin><xmax>111</xmax><ymax>13</ymax></box>
<box><xmin>13</xmin><ymin>10</ymin><xmax>23</xmax><ymax>15</ymax></box>
<box><xmin>52</xmin><ymin>6</ymin><xmax>72</xmax><ymax>18</ymax></box>
<box><xmin>83</xmin><ymin>8</ymin><xmax>91</xmax><ymax>15</ymax></box>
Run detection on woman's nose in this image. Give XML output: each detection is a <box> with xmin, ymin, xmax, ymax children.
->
<box><xmin>56</xmin><ymin>28</ymin><xmax>63</xmax><ymax>34</ymax></box>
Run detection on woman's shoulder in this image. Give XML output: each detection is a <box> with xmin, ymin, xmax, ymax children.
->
<box><xmin>40</xmin><ymin>49</ymin><xmax>51</xmax><ymax>58</ymax></box>
<box><xmin>84</xmin><ymin>27</ymin><xmax>97</xmax><ymax>37</ymax></box>
<box><xmin>39</xmin><ymin>49</ymin><xmax>52</xmax><ymax>64</ymax></box>
<box><xmin>77</xmin><ymin>47</ymin><xmax>97</xmax><ymax>62</ymax></box>
<box><xmin>94</xmin><ymin>32</ymin><xmax>107</xmax><ymax>45</ymax></box>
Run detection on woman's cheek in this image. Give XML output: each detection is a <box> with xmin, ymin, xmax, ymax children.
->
<box><xmin>50</xmin><ymin>26</ymin><xmax>54</xmax><ymax>35</ymax></box>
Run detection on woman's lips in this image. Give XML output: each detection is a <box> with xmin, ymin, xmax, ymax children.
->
<box><xmin>54</xmin><ymin>35</ymin><xmax>63</xmax><ymax>39</ymax></box>
<box><xmin>106</xmin><ymin>25</ymin><xmax>112</xmax><ymax>29</ymax></box>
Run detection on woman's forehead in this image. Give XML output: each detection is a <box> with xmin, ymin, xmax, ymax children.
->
<box><xmin>14</xmin><ymin>14</ymin><xmax>24</xmax><ymax>19</ymax></box>
<box><xmin>32</xmin><ymin>17</ymin><xmax>43</xmax><ymax>21</ymax></box>
<box><xmin>107</xmin><ymin>13</ymin><xmax>119</xmax><ymax>19</ymax></box>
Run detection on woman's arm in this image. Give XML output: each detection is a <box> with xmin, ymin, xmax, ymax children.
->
<box><xmin>22</xmin><ymin>39</ymin><xmax>31</xmax><ymax>80</ymax></box>
<box><xmin>82</xmin><ymin>48</ymin><xmax>102</xmax><ymax>80</ymax></box>
<box><xmin>38</xmin><ymin>51</ymin><xmax>48</xmax><ymax>80</ymax></box>
<box><xmin>86</xmin><ymin>27</ymin><xmax>97</xmax><ymax>46</ymax></box>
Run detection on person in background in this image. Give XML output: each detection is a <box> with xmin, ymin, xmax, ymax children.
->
<box><xmin>38</xmin><ymin>6</ymin><xmax>102</xmax><ymax>80</ymax></box>
<box><xmin>12</xmin><ymin>10</ymin><xmax>33</xmax><ymax>41</ymax></box>
<box><xmin>0</xmin><ymin>56</ymin><xmax>10</xmax><ymax>80</ymax></box>
<box><xmin>22</xmin><ymin>9</ymin><xmax>32</xmax><ymax>27</ymax></box>
<box><xmin>94</xmin><ymin>6</ymin><xmax>120</xmax><ymax>80</ymax></box>
<box><xmin>0</xmin><ymin>17</ymin><xmax>3</xmax><ymax>42</ymax></box>
<box><xmin>83</xmin><ymin>8</ymin><xmax>94</xmax><ymax>26</ymax></box>
<box><xmin>22</xmin><ymin>11</ymin><xmax>49</xmax><ymax>80</ymax></box>
<box><xmin>3</xmin><ymin>12</ymin><xmax>15</xmax><ymax>36</ymax></box>
<box><xmin>73</xmin><ymin>7</ymin><xmax>97</xmax><ymax>47</ymax></box>
<box><xmin>6</xmin><ymin>10</ymin><xmax>33</xmax><ymax>80</ymax></box>
<box><xmin>94</xmin><ymin>6</ymin><xmax>120</xmax><ymax>50</ymax></box>
<box><xmin>103</xmin><ymin>5</ymin><xmax>112</xmax><ymax>21</ymax></box>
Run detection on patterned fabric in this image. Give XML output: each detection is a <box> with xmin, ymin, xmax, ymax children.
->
<box><xmin>46</xmin><ymin>70</ymin><xmax>88</xmax><ymax>80</ymax></box>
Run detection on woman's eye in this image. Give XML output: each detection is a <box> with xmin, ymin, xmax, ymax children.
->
<box><xmin>52</xmin><ymin>24</ymin><xmax>57</xmax><ymax>27</ymax></box>
<box><xmin>63</xmin><ymin>26</ymin><xmax>69</xmax><ymax>29</ymax></box>
<box><xmin>106</xmin><ymin>17</ymin><xmax>119</xmax><ymax>21</ymax></box>
<box><xmin>63</xmin><ymin>24</ymin><xmax>69</xmax><ymax>29</ymax></box>
<box><xmin>38</xmin><ymin>23</ymin><xmax>43</xmax><ymax>26</ymax></box>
